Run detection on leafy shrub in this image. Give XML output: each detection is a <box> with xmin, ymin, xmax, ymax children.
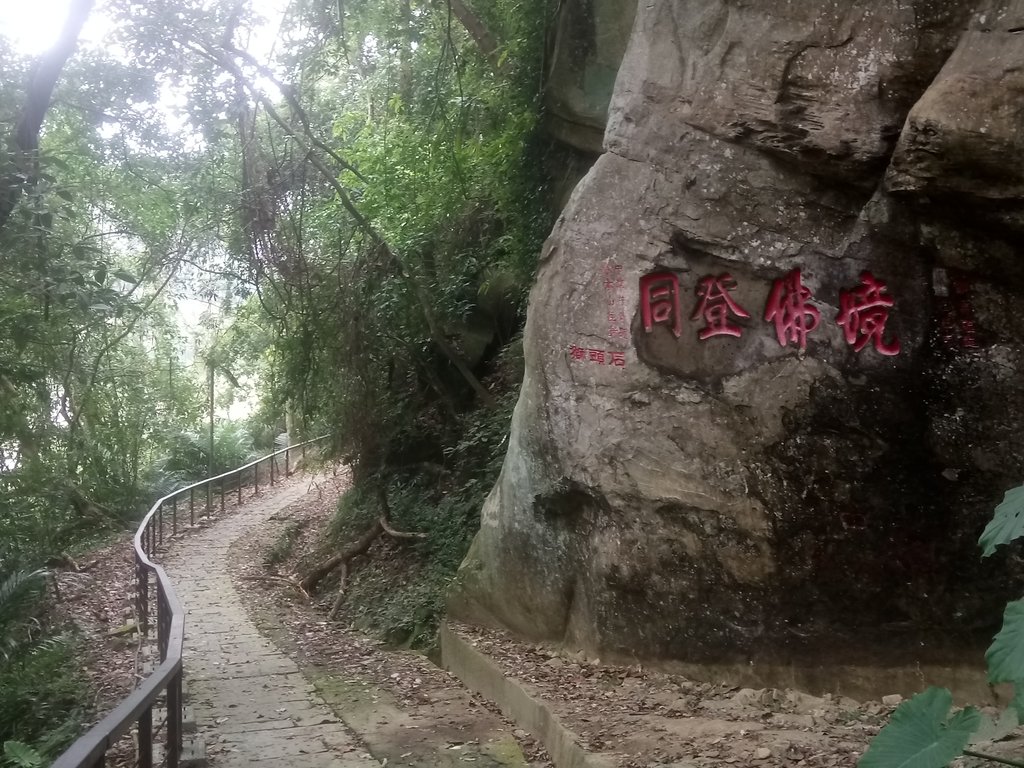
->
<box><xmin>859</xmin><ymin>485</ymin><xmax>1024</xmax><ymax>767</ymax></box>
<box><xmin>0</xmin><ymin>570</ymin><xmax>88</xmax><ymax>765</ymax></box>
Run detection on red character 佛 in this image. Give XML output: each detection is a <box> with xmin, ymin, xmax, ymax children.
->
<box><xmin>764</xmin><ymin>268</ymin><xmax>820</xmax><ymax>350</ymax></box>
<box><xmin>836</xmin><ymin>271</ymin><xmax>900</xmax><ymax>356</ymax></box>
<box><xmin>639</xmin><ymin>271</ymin><xmax>682</xmax><ymax>338</ymax></box>
<box><xmin>692</xmin><ymin>273</ymin><xmax>750</xmax><ymax>339</ymax></box>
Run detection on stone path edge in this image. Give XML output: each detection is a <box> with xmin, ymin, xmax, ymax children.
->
<box><xmin>439</xmin><ymin>623</ymin><xmax>617</xmax><ymax>768</ymax></box>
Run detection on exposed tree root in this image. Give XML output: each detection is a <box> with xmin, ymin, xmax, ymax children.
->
<box><xmin>301</xmin><ymin>485</ymin><xmax>427</xmax><ymax>612</ymax></box>
<box><xmin>300</xmin><ymin>520</ymin><xmax>383</xmax><ymax>594</ymax></box>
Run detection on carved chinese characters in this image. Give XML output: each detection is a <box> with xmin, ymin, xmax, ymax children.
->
<box><xmin>569</xmin><ymin>344</ymin><xmax>627</xmax><ymax>367</ymax></box>
<box><xmin>602</xmin><ymin>262</ymin><xmax>630</xmax><ymax>339</ymax></box>
<box><xmin>692</xmin><ymin>274</ymin><xmax>749</xmax><ymax>339</ymax></box>
<box><xmin>764</xmin><ymin>268</ymin><xmax>820</xmax><ymax>350</ymax></box>
<box><xmin>639</xmin><ymin>271</ymin><xmax>682</xmax><ymax>338</ymax></box>
<box><xmin>836</xmin><ymin>272</ymin><xmax>901</xmax><ymax>356</ymax></box>
<box><xmin>640</xmin><ymin>267</ymin><xmax>901</xmax><ymax>355</ymax></box>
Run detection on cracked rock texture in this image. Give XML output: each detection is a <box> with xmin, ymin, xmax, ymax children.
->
<box><xmin>451</xmin><ymin>0</ymin><xmax>1024</xmax><ymax>685</ymax></box>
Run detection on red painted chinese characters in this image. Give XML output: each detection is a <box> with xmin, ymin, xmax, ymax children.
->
<box><xmin>836</xmin><ymin>271</ymin><xmax>901</xmax><ymax>356</ymax></box>
<box><xmin>764</xmin><ymin>268</ymin><xmax>820</xmax><ymax>350</ymax></box>
<box><xmin>691</xmin><ymin>274</ymin><xmax>749</xmax><ymax>339</ymax></box>
<box><xmin>568</xmin><ymin>345</ymin><xmax>626</xmax><ymax>367</ymax></box>
<box><xmin>637</xmin><ymin>268</ymin><xmax>901</xmax><ymax>355</ymax></box>
<box><xmin>639</xmin><ymin>272</ymin><xmax>683</xmax><ymax>338</ymax></box>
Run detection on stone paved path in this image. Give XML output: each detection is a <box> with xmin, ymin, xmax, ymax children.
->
<box><xmin>163</xmin><ymin>477</ymin><xmax>381</xmax><ymax>768</ymax></box>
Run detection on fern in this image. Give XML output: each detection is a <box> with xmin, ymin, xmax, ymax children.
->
<box><xmin>0</xmin><ymin>570</ymin><xmax>46</xmax><ymax>661</ymax></box>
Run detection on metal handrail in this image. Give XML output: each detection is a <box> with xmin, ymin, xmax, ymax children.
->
<box><xmin>52</xmin><ymin>435</ymin><xmax>328</xmax><ymax>768</ymax></box>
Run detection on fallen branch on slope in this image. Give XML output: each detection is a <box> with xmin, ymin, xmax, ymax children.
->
<box><xmin>300</xmin><ymin>520</ymin><xmax>384</xmax><ymax>595</ymax></box>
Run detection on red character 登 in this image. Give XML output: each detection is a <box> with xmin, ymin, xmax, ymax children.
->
<box><xmin>692</xmin><ymin>273</ymin><xmax>750</xmax><ymax>340</ymax></box>
<box><xmin>836</xmin><ymin>271</ymin><xmax>901</xmax><ymax>356</ymax></box>
<box><xmin>639</xmin><ymin>271</ymin><xmax>683</xmax><ymax>338</ymax></box>
<box><xmin>764</xmin><ymin>268</ymin><xmax>820</xmax><ymax>350</ymax></box>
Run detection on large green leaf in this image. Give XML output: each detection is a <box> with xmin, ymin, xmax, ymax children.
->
<box><xmin>980</xmin><ymin>485</ymin><xmax>1024</xmax><ymax>557</ymax></box>
<box><xmin>987</xmin><ymin>600</ymin><xmax>1024</xmax><ymax>684</ymax></box>
<box><xmin>1012</xmin><ymin>684</ymin><xmax>1024</xmax><ymax>723</ymax></box>
<box><xmin>858</xmin><ymin>687</ymin><xmax>980</xmax><ymax>768</ymax></box>
<box><xmin>3</xmin><ymin>741</ymin><xmax>44</xmax><ymax>767</ymax></box>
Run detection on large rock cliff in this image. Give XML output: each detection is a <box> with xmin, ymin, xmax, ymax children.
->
<box><xmin>452</xmin><ymin>0</ymin><xmax>1024</xmax><ymax>686</ymax></box>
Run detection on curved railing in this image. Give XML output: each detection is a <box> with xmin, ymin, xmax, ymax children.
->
<box><xmin>52</xmin><ymin>435</ymin><xmax>328</xmax><ymax>768</ymax></box>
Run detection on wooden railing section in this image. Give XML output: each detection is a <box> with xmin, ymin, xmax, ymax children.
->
<box><xmin>52</xmin><ymin>436</ymin><xmax>328</xmax><ymax>768</ymax></box>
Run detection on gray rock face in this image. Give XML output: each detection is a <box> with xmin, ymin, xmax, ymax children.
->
<box><xmin>452</xmin><ymin>0</ymin><xmax>1024</xmax><ymax>672</ymax></box>
<box><xmin>545</xmin><ymin>0</ymin><xmax>637</xmax><ymax>154</ymax></box>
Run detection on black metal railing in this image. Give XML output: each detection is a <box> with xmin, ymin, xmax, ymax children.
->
<box><xmin>52</xmin><ymin>435</ymin><xmax>328</xmax><ymax>768</ymax></box>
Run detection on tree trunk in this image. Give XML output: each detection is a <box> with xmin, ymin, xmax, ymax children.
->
<box><xmin>448</xmin><ymin>0</ymin><xmax>503</xmax><ymax>73</ymax></box>
<box><xmin>0</xmin><ymin>0</ymin><xmax>96</xmax><ymax>234</ymax></box>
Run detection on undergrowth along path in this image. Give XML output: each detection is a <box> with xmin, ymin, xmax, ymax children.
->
<box><xmin>162</xmin><ymin>475</ymin><xmax>380</xmax><ymax>768</ymax></box>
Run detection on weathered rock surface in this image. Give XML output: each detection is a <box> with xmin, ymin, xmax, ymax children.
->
<box><xmin>452</xmin><ymin>0</ymin><xmax>1024</xmax><ymax>689</ymax></box>
<box><xmin>545</xmin><ymin>0</ymin><xmax>636</xmax><ymax>154</ymax></box>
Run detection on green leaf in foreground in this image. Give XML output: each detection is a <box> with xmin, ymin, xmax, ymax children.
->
<box><xmin>987</xmin><ymin>600</ymin><xmax>1024</xmax><ymax>684</ymax></box>
<box><xmin>858</xmin><ymin>687</ymin><xmax>980</xmax><ymax>768</ymax></box>
<box><xmin>1012</xmin><ymin>684</ymin><xmax>1024</xmax><ymax>723</ymax></box>
<box><xmin>3</xmin><ymin>741</ymin><xmax>44</xmax><ymax>767</ymax></box>
<box><xmin>980</xmin><ymin>484</ymin><xmax>1024</xmax><ymax>557</ymax></box>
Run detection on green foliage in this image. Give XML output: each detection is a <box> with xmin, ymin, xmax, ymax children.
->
<box><xmin>862</xmin><ymin>483</ymin><xmax>1024</xmax><ymax>767</ymax></box>
<box><xmin>0</xmin><ymin>631</ymin><xmax>89</xmax><ymax>765</ymax></box>
<box><xmin>987</xmin><ymin>600</ymin><xmax>1024</xmax><ymax>685</ymax></box>
<box><xmin>858</xmin><ymin>688</ymin><xmax>980</xmax><ymax>768</ymax></box>
<box><xmin>0</xmin><ymin>569</ymin><xmax>86</xmax><ymax>761</ymax></box>
<box><xmin>328</xmin><ymin>386</ymin><xmax>519</xmax><ymax>648</ymax></box>
<box><xmin>980</xmin><ymin>486</ymin><xmax>1024</xmax><ymax>558</ymax></box>
<box><xmin>3</xmin><ymin>741</ymin><xmax>44</xmax><ymax>768</ymax></box>
<box><xmin>158</xmin><ymin>421</ymin><xmax>258</xmax><ymax>481</ymax></box>
<box><xmin>0</xmin><ymin>570</ymin><xmax>46</xmax><ymax>661</ymax></box>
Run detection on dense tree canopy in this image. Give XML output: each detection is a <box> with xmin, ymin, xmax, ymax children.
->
<box><xmin>1</xmin><ymin>0</ymin><xmax>555</xmax><ymax>759</ymax></box>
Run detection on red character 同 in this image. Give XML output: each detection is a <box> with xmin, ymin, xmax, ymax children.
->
<box><xmin>764</xmin><ymin>268</ymin><xmax>820</xmax><ymax>350</ymax></box>
<box><xmin>639</xmin><ymin>271</ymin><xmax>682</xmax><ymax>338</ymax></box>
<box><xmin>691</xmin><ymin>273</ymin><xmax>750</xmax><ymax>340</ymax></box>
<box><xmin>836</xmin><ymin>271</ymin><xmax>901</xmax><ymax>356</ymax></box>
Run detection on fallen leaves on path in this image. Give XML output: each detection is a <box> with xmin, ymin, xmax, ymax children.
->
<box><xmin>229</xmin><ymin>470</ymin><xmax>554</xmax><ymax>767</ymax></box>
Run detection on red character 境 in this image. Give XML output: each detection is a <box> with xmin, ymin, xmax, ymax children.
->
<box><xmin>764</xmin><ymin>268</ymin><xmax>820</xmax><ymax>350</ymax></box>
<box><xmin>692</xmin><ymin>273</ymin><xmax>750</xmax><ymax>340</ymax></box>
<box><xmin>639</xmin><ymin>271</ymin><xmax>683</xmax><ymax>338</ymax></box>
<box><xmin>836</xmin><ymin>271</ymin><xmax>901</xmax><ymax>356</ymax></box>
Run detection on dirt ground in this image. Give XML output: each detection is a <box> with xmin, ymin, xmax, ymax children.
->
<box><xmin>68</xmin><ymin>469</ymin><xmax>1024</xmax><ymax>768</ymax></box>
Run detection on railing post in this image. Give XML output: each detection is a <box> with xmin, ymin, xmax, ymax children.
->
<box><xmin>138</xmin><ymin>705</ymin><xmax>153</xmax><ymax>768</ymax></box>
<box><xmin>270</xmin><ymin>453</ymin><xmax>276</xmax><ymax>486</ymax></box>
<box><xmin>158</xmin><ymin>504</ymin><xmax>163</xmax><ymax>549</ymax></box>
<box><xmin>137</xmin><ymin>555</ymin><xmax>148</xmax><ymax>636</ymax></box>
<box><xmin>254</xmin><ymin>460</ymin><xmax>259</xmax><ymax>495</ymax></box>
<box><xmin>206</xmin><ymin>482</ymin><xmax>212</xmax><ymax>517</ymax></box>
<box><xmin>172</xmin><ymin>495</ymin><xmax>178</xmax><ymax>536</ymax></box>
<box><xmin>285</xmin><ymin>446</ymin><xmax>290</xmax><ymax>476</ymax></box>
<box><xmin>167</xmin><ymin>669</ymin><xmax>183</xmax><ymax>768</ymax></box>
<box><xmin>220</xmin><ymin>478</ymin><xmax>225</xmax><ymax>512</ymax></box>
<box><xmin>189</xmin><ymin>487</ymin><xmax>195</xmax><ymax>526</ymax></box>
<box><xmin>237</xmin><ymin>474</ymin><xmax>243</xmax><ymax>504</ymax></box>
